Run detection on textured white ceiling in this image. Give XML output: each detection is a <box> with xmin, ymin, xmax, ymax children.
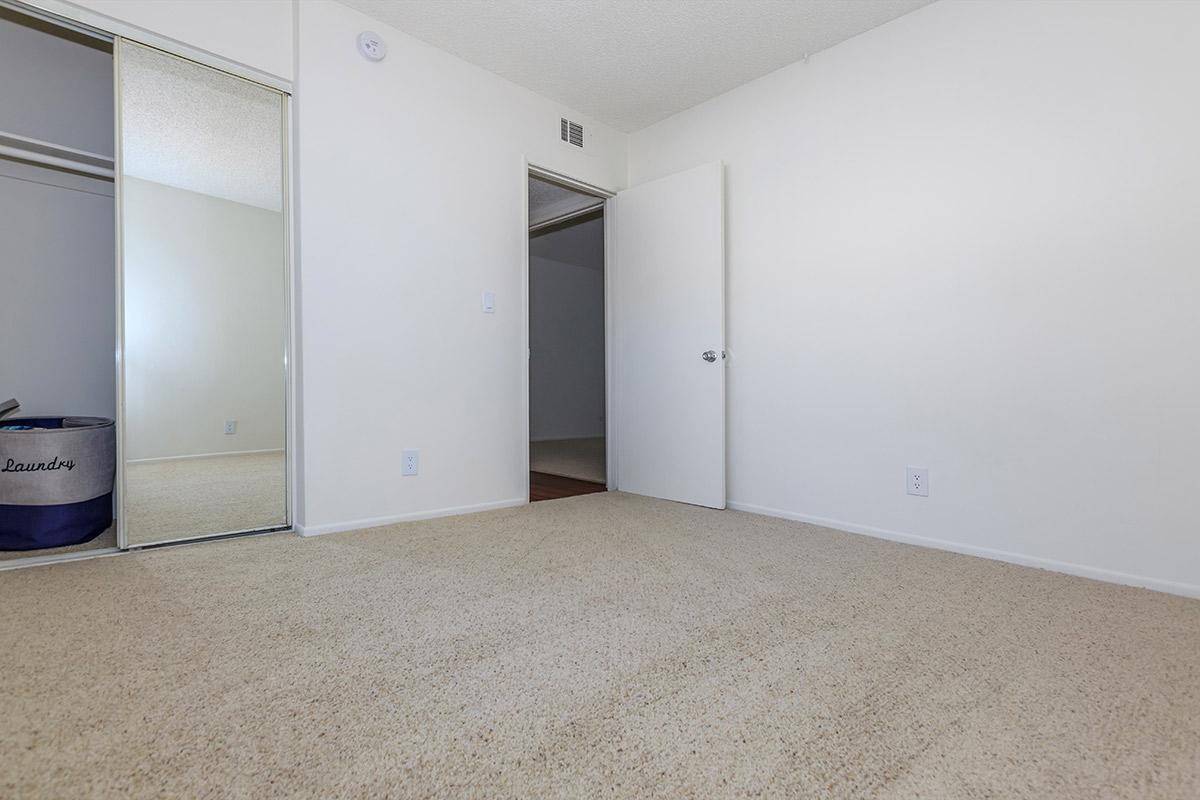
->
<box><xmin>120</xmin><ymin>41</ymin><xmax>283</xmax><ymax>211</ymax></box>
<box><xmin>529</xmin><ymin>175</ymin><xmax>601</xmax><ymax>227</ymax></box>
<box><xmin>339</xmin><ymin>0</ymin><xmax>935</xmax><ymax>132</ymax></box>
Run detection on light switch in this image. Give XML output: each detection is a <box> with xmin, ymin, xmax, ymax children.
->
<box><xmin>482</xmin><ymin>291</ymin><xmax>495</xmax><ymax>313</ymax></box>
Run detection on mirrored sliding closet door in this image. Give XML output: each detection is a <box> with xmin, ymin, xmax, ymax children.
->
<box><xmin>118</xmin><ymin>40</ymin><xmax>288</xmax><ymax>546</ymax></box>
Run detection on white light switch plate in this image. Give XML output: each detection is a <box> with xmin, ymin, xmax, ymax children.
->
<box><xmin>482</xmin><ymin>291</ymin><xmax>495</xmax><ymax>313</ymax></box>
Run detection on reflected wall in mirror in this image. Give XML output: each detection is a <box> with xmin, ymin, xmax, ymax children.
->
<box><xmin>119</xmin><ymin>41</ymin><xmax>287</xmax><ymax>546</ymax></box>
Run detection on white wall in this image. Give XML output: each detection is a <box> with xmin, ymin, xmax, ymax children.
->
<box><xmin>51</xmin><ymin>0</ymin><xmax>293</xmax><ymax>81</ymax></box>
<box><xmin>628</xmin><ymin>0</ymin><xmax>1200</xmax><ymax>595</ymax></box>
<box><xmin>529</xmin><ymin>216</ymin><xmax>606</xmax><ymax>441</ymax></box>
<box><xmin>295</xmin><ymin>0</ymin><xmax>626</xmax><ymax>532</ymax></box>
<box><xmin>123</xmin><ymin>177</ymin><xmax>285</xmax><ymax>461</ymax></box>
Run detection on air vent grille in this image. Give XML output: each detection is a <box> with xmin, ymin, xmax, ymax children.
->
<box><xmin>560</xmin><ymin>117</ymin><xmax>584</xmax><ymax>148</ymax></box>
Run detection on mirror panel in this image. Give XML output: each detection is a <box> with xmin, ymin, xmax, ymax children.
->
<box><xmin>119</xmin><ymin>40</ymin><xmax>286</xmax><ymax>545</ymax></box>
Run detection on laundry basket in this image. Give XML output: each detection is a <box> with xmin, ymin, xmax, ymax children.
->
<box><xmin>0</xmin><ymin>399</ymin><xmax>116</xmax><ymax>550</ymax></box>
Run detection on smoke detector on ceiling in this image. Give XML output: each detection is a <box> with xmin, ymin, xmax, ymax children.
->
<box><xmin>357</xmin><ymin>31</ymin><xmax>387</xmax><ymax>62</ymax></box>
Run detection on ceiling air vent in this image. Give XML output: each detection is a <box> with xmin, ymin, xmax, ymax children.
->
<box><xmin>560</xmin><ymin>117</ymin><xmax>584</xmax><ymax>148</ymax></box>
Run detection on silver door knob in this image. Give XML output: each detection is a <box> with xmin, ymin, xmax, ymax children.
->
<box><xmin>701</xmin><ymin>350</ymin><xmax>718</xmax><ymax>362</ymax></box>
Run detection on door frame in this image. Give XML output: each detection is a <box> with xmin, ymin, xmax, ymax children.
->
<box><xmin>522</xmin><ymin>161</ymin><xmax>617</xmax><ymax>500</ymax></box>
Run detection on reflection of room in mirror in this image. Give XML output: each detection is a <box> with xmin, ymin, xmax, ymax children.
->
<box><xmin>119</xmin><ymin>40</ymin><xmax>287</xmax><ymax>546</ymax></box>
<box><xmin>118</xmin><ymin>42</ymin><xmax>283</xmax><ymax>212</ymax></box>
<box><xmin>124</xmin><ymin>452</ymin><xmax>285</xmax><ymax>545</ymax></box>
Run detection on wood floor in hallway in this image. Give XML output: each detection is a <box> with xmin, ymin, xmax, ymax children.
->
<box><xmin>529</xmin><ymin>471</ymin><xmax>607</xmax><ymax>502</ymax></box>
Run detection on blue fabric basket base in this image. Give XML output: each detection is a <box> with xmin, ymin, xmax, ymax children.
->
<box><xmin>0</xmin><ymin>493</ymin><xmax>113</xmax><ymax>550</ymax></box>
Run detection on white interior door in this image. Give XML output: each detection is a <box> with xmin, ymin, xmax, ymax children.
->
<box><xmin>612</xmin><ymin>161</ymin><xmax>725</xmax><ymax>508</ymax></box>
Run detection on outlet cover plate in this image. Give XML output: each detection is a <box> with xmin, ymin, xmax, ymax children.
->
<box><xmin>907</xmin><ymin>466</ymin><xmax>929</xmax><ymax>497</ymax></box>
<box><xmin>224</xmin><ymin>420</ymin><xmax>237</xmax><ymax>435</ymax></box>
<box><xmin>401</xmin><ymin>449</ymin><xmax>419</xmax><ymax>476</ymax></box>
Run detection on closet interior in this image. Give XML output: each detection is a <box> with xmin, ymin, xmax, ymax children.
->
<box><xmin>0</xmin><ymin>2</ymin><xmax>290</xmax><ymax>565</ymax></box>
<box><xmin>0</xmin><ymin>6</ymin><xmax>117</xmax><ymax>561</ymax></box>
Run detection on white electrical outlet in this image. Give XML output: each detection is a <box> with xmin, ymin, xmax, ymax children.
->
<box><xmin>224</xmin><ymin>419</ymin><xmax>237</xmax><ymax>435</ymax></box>
<box><xmin>401</xmin><ymin>449</ymin><xmax>419</xmax><ymax>476</ymax></box>
<box><xmin>907</xmin><ymin>467</ymin><xmax>929</xmax><ymax>497</ymax></box>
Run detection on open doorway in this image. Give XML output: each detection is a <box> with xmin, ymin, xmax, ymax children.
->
<box><xmin>528</xmin><ymin>172</ymin><xmax>607</xmax><ymax>501</ymax></box>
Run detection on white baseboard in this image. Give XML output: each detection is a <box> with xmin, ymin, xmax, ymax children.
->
<box><xmin>128</xmin><ymin>448</ymin><xmax>284</xmax><ymax>465</ymax></box>
<box><xmin>726</xmin><ymin>501</ymin><xmax>1200</xmax><ymax>600</ymax></box>
<box><xmin>295</xmin><ymin>497</ymin><xmax>527</xmax><ymax>537</ymax></box>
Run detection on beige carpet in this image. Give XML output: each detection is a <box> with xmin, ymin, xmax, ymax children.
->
<box><xmin>125</xmin><ymin>451</ymin><xmax>286</xmax><ymax>545</ymax></box>
<box><xmin>1</xmin><ymin>492</ymin><xmax>1197</xmax><ymax>798</ymax></box>
<box><xmin>530</xmin><ymin>436</ymin><xmax>605</xmax><ymax>483</ymax></box>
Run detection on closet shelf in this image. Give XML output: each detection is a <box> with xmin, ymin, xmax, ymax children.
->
<box><xmin>0</xmin><ymin>130</ymin><xmax>114</xmax><ymax>180</ymax></box>
<box><xmin>530</xmin><ymin>201</ymin><xmax>605</xmax><ymax>233</ymax></box>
